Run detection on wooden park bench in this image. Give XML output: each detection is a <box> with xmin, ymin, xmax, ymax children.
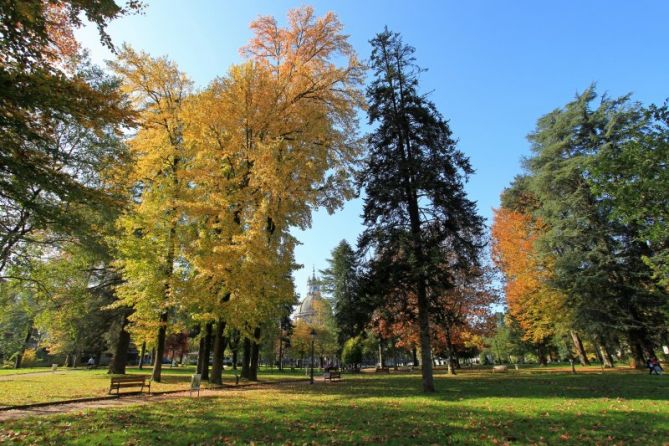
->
<box><xmin>376</xmin><ymin>366</ymin><xmax>390</xmax><ymax>373</ymax></box>
<box><xmin>109</xmin><ymin>375</ymin><xmax>151</xmax><ymax>395</ymax></box>
<box><xmin>323</xmin><ymin>369</ymin><xmax>342</xmax><ymax>382</ymax></box>
<box><xmin>492</xmin><ymin>365</ymin><xmax>508</xmax><ymax>373</ymax></box>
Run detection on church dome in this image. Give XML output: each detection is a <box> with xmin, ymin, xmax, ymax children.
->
<box><xmin>295</xmin><ymin>268</ymin><xmax>326</xmax><ymax>323</ymax></box>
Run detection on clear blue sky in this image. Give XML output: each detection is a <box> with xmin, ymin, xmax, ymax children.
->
<box><xmin>77</xmin><ymin>1</ymin><xmax>669</xmax><ymax>300</ymax></box>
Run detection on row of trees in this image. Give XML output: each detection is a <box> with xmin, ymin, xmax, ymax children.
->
<box><xmin>0</xmin><ymin>4</ymin><xmax>367</xmax><ymax>384</ymax></box>
<box><xmin>491</xmin><ymin>87</ymin><xmax>669</xmax><ymax>368</ymax></box>
<box><xmin>1</xmin><ymin>3</ymin><xmax>494</xmax><ymax>393</ymax></box>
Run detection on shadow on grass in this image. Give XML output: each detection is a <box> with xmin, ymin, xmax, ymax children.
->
<box><xmin>292</xmin><ymin>371</ymin><xmax>669</xmax><ymax>403</ymax></box>
<box><xmin>3</xmin><ymin>388</ymin><xmax>667</xmax><ymax>445</ymax></box>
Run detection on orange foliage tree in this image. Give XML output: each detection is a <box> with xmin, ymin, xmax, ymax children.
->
<box><xmin>370</xmin><ymin>265</ymin><xmax>497</xmax><ymax>372</ymax></box>
<box><xmin>491</xmin><ymin>208</ymin><xmax>567</xmax><ymax>350</ymax></box>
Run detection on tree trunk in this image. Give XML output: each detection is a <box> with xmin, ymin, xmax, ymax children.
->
<box><xmin>14</xmin><ymin>322</ymin><xmax>33</xmax><ymax>369</ymax></box>
<box><xmin>138</xmin><ymin>341</ymin><xmax>146</xmax><ymax>369</ymax></box>
<box><xmin>570</xmin><ymin>330</ymin><xmax>590</xmax><ymax>366</ymax></box>
<box><xmin>151</xmin><ymin>311</ymin><xmax>168</xmax><ymax>382</ymax></box>
<box><xmin>600</xmin><ymin>342</ymin><xmax>615</xmax><ymax>368</ymax></box>
<box><xmin>592</xmin><ymin>338</ymin><xmax>604</xmax><ymax>364</ymax></box>
<box><xmin>229</xmin><ymin>330</ymin><xmax>240</xmax><ymax>370</ymax></box>
<box><xmin>64</xmin><ymin>353</ymin><xmax>70</xmax><ymax>368</ymax></box>
<box><xmin>628</xmin><ymin>331</ymin><xmax>646</xmax><ymax>369</ymax></box>
<box><xmin>445</xmin><ymin>326</ymin><xmax>457</xmax><ymax>375</ymax></box>
<box><xmin>278</xmin><ymin>337</ymin><xmax>283</xmax><ymax>371</ymax></box>
<box><xmin>378</xmin><ymin>338</ymin><xmax>385</xmax><ymax>368</ymax></box>
<box><xmin>412</xmin><ymin>347</ymin><xmax>419</xmax><ymax>367</ymax></box>
<box><xmin>250</xmin><ymin>328</ymin><xmax>261</xmax><ymax>381</ymax></box>
<box><xmin>210</xmin><ymin>319</ymin><xmax>227</xmax><ymax>385</ymax></box>
<box><xmin>241</xmin><ymin>337</ymin><xmax>251</xmax><ymax>379</ymax></box>
<box><xmin>416</xmin><ymin>283</ymin><xmax>435</xmax><ymax>391</ymax></box>
<box><xmin>109</xmin><ymin>313</ymin><xmax>131</xmax><ymax>375</ymax></box>
<box><xmin>196</xmin><ymin>334</ymin><xmax>205</xmax><ymax>375</ymax></box>
<box><xmin>537</xmin><ymin>343</ymin><xmax>548</xmax><ymax>366</ymax></box>
<box><xmin>201</xmin><ymin>322</ymin><xmax>213</xmax><ymax>381</ymax></box>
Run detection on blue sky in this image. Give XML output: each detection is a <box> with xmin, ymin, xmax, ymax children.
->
<box><xmin>76</xmin><ymin>1</ymin><xmax>669</xmax><ymax>299</ymax></box>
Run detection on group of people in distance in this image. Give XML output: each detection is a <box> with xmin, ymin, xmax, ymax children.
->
<box><xmin>647</xmin><ymin>357</ymin><xmax>664</xmax><ymax>375</ymax></box>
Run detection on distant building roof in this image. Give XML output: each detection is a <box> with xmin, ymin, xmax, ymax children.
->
<box><xmin>295</xmin><ymin>268</ymin><xmax>326</xmax><ymax>324</ymax></box>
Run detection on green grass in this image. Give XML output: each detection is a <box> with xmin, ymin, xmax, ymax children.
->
<box><xmin>0</xmin><ymin>367</ymin><xmax>60</xmax><ymax>376</ymax></box>
<box><xmin>1</xmin><ymin>368</ymin><xmax>667</xmax><ymax>445</ymax></box>
<box><xmin>0</xmin><ymin>365</ymin><xmax>305</xmax><ymax>407</ymax></box>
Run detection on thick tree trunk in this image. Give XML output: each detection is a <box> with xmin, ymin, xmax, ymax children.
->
<box><xmin>628</xmin><ymin>331</ymin><xmax>646</xmax><ymax>369</ymax></box>
<box><xmin>416</xmin><ymin>284</ymin><xmax>435</xmax><ymax>391</ymax></box>
<box><xmin>151</xmin><ymin>311</ymin><xmax>168</xmax><ymax>382</ymax></box>
<box><xmin>14</xmin><ymin>322</ymin><xmax>33</xmax><ymax>369</ymax></box>
<box><xmin>210</xmin><ymin>319</ymin><xmax>227</xmax><ymax>385</ymax></box>
<box><xmin>570</xmin><ymin>331</ymin><xmax>590</xmax><ymax>366</ymax></box>
<box><xmin>109</xmin><ymin>313</ymin><xmax>131</xmax><ymax>375</ymax></box>
<box><xmin>592</xmin><ymin>338</ymin><xmax>604</xmax><ymax>364</ymax></box>
<box><xmin>201</xmin><ymin>322</ymin><xmax>213</xmax><ymax>381</ymax></box>
<box><xmin>241</xmin><ymin>337</ymin><xmax>251</xmax><ymax>379</ymax></box>
<box><xmin>600</xmin><ymin>342</ymin><xmax>615</xmax><ymax>368</ymax></box>
<box><xmin>537</xmin><ymin>343</ymin><xmax>548</xmax><ymax>366</ymax></box>
<box><xmin>138</xmin><ymin>341</ymin><xmax>146</xmax><ymax>369</ymax></box>
<box><xmin>250</xmin><ymin>328</ymin><xmax>261</xmax><ymax>381</ymax></box>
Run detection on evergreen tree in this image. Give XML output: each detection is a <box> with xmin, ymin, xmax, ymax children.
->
<box><xmin>359</xmin><ymin>29</ymin><xmax>484</xmax><ymax>392</ymax></box>
<box><xmin>525</xmin><ymin>87</ymin><xmax>668</xmax><ymax>367</ymax></box>
<box><xmin>320</xmin><ymin>240</ymin><xmax>367</xmax><ymax>344</ymax></box>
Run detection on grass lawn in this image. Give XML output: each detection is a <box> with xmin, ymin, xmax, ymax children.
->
<box><xmin>1</xmin><ymin>368</ymin><xmax>667</xmax><ymax>445</ymax></box>
<box><xmin>0</xmin><ymin>365</ymin><xmax>306</xmax><ymax>407</ymax></box>
<box><xmin>0</xmin><ymin>367</ymin><xmax>56</xmax><ymax>376</ymax></box>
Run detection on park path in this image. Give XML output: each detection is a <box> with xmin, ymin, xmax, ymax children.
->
<box><xmin>0</xmin><ymin>380</ymin><xmax>307</xmax><ymax>422</ymax></box>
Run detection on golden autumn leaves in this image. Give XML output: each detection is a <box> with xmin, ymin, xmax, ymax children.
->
<box><xmin>110</xmin><ymin>7</ymin><xmax>365</xmax><ymax>354</ymax></box>
<box><xmin>491</xmin><ymin>208</ymin><xmax>568</xmax><ymax>344</ymax></box>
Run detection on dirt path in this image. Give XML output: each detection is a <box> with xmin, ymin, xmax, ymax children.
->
<box><xmin>0</xmin><ymin>380</ymin><xmax>307</xmax><ymax>421</ymax></box>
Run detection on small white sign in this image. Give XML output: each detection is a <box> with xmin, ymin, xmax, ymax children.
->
<box><xmin>190</xmin><ymin>373</ymin><xmax>202</xmax><ymax>396</ymax></box>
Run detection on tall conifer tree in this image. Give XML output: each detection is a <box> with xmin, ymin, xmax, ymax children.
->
<box><xmin>360</xmin><ymin>29</ymin><xmax>484</xmax><ymax>392</ymax></box>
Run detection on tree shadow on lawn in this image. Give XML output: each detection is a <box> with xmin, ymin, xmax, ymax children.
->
<box><xmin>4</xmin><ymin>392</ymin><xmax>667</xmax><ymax>445</ymax></box>
<box><xmin>292</xmin><ymin>372</ymin><xmax>669</xmax><ymax>403</ymax></box>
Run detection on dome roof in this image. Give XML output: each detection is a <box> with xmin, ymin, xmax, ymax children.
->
<box><xmin>295</xmin><ymin>268</ymin><xmax>328</xmax><ymax>323</ymax></box>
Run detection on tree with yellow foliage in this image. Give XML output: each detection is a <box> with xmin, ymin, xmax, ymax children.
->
<box><xmin>183</xmin><ymin>6</ymin><xmax>365</xmax><ymax>352</ymax></box>
<box><xmin>110</xmin><ymin>46</ymin><xmax>193</xmax><ymax>382</ymax></box>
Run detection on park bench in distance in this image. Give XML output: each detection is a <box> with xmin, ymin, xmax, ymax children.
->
<box><xmin>323</xmin><ymin>369</ymin><xmax>341</xmax><ymax>382</ymax></box>
<box><xmin>109</xmin><ymin>375</ymin><xmax>151</xmax><ymax>395</ymax></box>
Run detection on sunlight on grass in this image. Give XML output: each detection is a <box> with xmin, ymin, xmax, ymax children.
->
<box><xmin>1</xmin><ymin>369</ymin><xmax>667</xmax><ymax>445</ymax></box>
<box><xmin>0</xmin><ymin>366</ymin><xmax>306</xmax><ymax>407</ymax></box>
